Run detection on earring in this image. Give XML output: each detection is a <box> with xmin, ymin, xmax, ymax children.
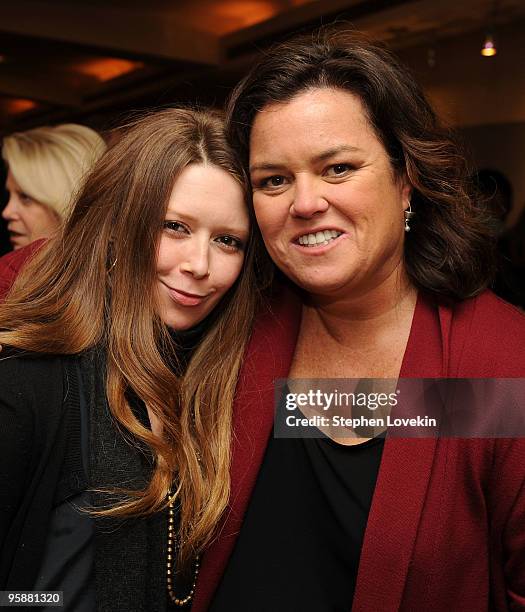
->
<box><xmin>404</xmin><ymin>203</ymin><xmax>415</xmax><ymax>233</ymax></box>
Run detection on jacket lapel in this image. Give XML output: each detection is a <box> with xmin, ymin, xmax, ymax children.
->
<box><xmin>352</xmin><ymin>293</ymin><xmax>445</xmax><ymax>611</ymax></box>
<box><xmin>194</xmin><ymin>290</ymin><xmax>450</xmax><ymax>611</ymax></box>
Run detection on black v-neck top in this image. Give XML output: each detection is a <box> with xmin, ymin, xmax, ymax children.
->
<box><xmin>210</xmin><ymin>432</ymin><xmax>385</xmax><ymax>612</ymax></box>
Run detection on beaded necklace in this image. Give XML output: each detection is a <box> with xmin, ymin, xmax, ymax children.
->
<box><xmin>166</xmin><ymin>320</ymin><xmax>210</xmax><ymax>606</ymax></box>
<box><xmin>166</xmin><ymin>490</ymin><xmax>200</xmax><ymax>607</ymax></box>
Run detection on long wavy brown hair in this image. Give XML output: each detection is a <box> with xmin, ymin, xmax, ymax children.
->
<box><xmin>0</xmin><ymin>107</ymin><xmax>269</xmax><ymax>566</ymax></box>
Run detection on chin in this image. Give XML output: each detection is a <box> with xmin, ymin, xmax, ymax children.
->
<box><xmin>163</xmin><ymin>306</ymin><xmax>213</xmax><ymax>331</ymax></box>
<box><xmin>290</xmin><ymin>271</ymin><xmax>356</xmax><ymax>296</ymax></box>
<box><xmin>163</xmin><ymin>316</ymin><xmax>200</xmax><ymax>332</ymax></box>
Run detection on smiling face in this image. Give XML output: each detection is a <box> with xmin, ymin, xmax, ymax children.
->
<box><xmin>249</xmin><ymin>87</ymin><xmax>411</xmax><ymax>299</ymax></box>
<box><xmin>156</xmin><ymin>163</ymin><xmax>249</xmax><ymax>331</ymax></box>
<box><xmin>3</xmin><ymin>170</ymin><xmax>60</xmax><ymax>249</ymax></box>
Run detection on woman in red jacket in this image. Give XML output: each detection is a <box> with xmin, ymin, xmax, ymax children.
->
<box><xmin>192</xmin><ymin>30</ymin><xmax>525</xmax><ymax>611</ymax></box>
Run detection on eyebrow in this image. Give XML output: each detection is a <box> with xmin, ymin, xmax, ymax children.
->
<box><xmin>249</xmin><ymin>145</ymin><xmax>362</xmax><ymax>173</ymax></box>
<box><xmin>165</xmin><ymin>209</ymin><xmax>249</xmax><ymax>236</ymax></box>
<box><xmin>165</xmin><ymin>210</ymin><xmax>199</xmax><ymax>224</ymax></box>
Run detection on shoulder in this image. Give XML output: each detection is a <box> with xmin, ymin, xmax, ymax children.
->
<box><xmin>446</xmin><ymin>290</ymin><xmax>525</xmax><ymax>376</ymax></box>
<box><xmin>454</xmin><ymin>290</ymin><xmax>525</xmax><ymax>344</ymax></box>
<box><xmin>0</xmin><ymin>354</ymin><xmax>70</xmax><ymax>494</ymax></box>
<box><xmin>0</xmin><ymin>349</ymin><xmax>66</xmax><ymax>373</ymax></box>
<box><xmin>0</xmin><ymin>239</ymin><xmax>46</xmax><ymax>300</ymax></box>
<box><xmin>467</xmin><ymin>289</ymin><xmax>525</xmax><ymax>327</ymax></box>
<box><xmin>0</xmin><ymin>240</ymin><xmax>45</xmax><ymax>273</ymax></box>
<box><xmin>0</xmin><ymin>352</ymin><xmax>66</xmax><ymax>415</ymax></box>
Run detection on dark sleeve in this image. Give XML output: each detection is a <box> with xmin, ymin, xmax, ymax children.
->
<box><xmin>0</xmin><ymin>354</ymin><xmax>66</xmax><ymax>589</ymax></box>
<box><xmin>0</xmin><ymin>357</ymin><xmax>35</xmax><ymax>553</ymax></box>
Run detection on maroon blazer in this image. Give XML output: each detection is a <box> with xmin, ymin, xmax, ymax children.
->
<box><xmin>193</xmin><ymin>287</ymin><xmax>525</xmax><ymax>611</ymax></box>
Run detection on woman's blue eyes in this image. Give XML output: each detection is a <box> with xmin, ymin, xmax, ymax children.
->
<box><xmin>162</xmin><ymin>221</ymin><xmax>243</xmax><ymax>251</ymax></box>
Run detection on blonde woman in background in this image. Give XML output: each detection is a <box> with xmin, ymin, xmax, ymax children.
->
<box><xmin>2</xmin><ymin>124</ymin><xmax>106</xmax><ymax>249</ymax></box>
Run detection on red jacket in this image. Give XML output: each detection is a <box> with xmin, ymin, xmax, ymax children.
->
<box><xmin>193</xmin><ymin>287</ymin><xmax>525</xmax><ymax>611</ymax></box>
<box><xmin>0</xmin><ymin>240</ymin><xmax>44</xmax><ymax>299</ymax></box>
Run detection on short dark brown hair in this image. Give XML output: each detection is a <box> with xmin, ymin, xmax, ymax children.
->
<box><xmin>226</xmin><ymin>28</ymin><xmax>495</xmax><ymax>300</ymax></box>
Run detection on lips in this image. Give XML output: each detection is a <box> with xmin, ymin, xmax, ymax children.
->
<box><xmin>7</xmin><ymin>231</ymin><xmax>25</xmax><ymax>244</ymax></box>
<box><xmin>164</xmin><ymin>285</ymin><xmax>209</xmax><ymax>307</ymax></box>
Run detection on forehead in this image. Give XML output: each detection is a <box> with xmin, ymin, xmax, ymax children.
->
<box><xmin>249</xmin><ymin>87</ymin><xmax>380</xmax><ymax>163</ymax></box>
<box><xmin>167</xmin><ymin>163</ymin><xmax>249</xmax><ymax>230</ymax></box>
<box><xmin>5</xmin><ymin>169</ymin><xmax>20</xmax><ymax>189</ymax></box>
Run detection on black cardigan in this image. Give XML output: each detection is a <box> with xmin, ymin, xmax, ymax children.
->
<box><xmin>0</xmin><ymin>351</ymin><xmax>168</xmax><ymax>611</ymax></box>
<box><xmin>0</xmin><ymin>353</ymin><xmax>83</xmax><ymax>589</ymax></box>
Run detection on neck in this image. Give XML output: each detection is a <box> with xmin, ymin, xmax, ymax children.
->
<box><xmin>303</xmin><ymin>264</ymin><xmax>417</xmax><ymax>344</ymax></box>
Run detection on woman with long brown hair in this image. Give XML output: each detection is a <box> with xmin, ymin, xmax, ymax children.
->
<box><xmin>0</xmin><ymin>108</ymin><xmax>267</xmax><ymax>610</ymax></box>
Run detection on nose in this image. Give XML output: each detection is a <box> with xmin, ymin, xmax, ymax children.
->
<box><xmin>2</xmin><ymin>194</ymin><xmax>18</xmax><ymax>221</ymax></box>
<box><xmin>180</xmin><ymin>239</ymin><xmax>210</xmax><ymax>280</ymax></box>
<box><xmin>289</xmin><ymin>176</ymin><xmax>329</xmax><ymax>219</ymax></box>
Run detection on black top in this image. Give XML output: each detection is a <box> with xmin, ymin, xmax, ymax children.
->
<box><xmin>0</xmin><ymin>322</ymin><xmax>209</xmax><ymax>611</ymax></box>
<box><xmin>0</xmin><ymin>354</ymin><xmax>87</xmax><ymax>604</ymax></box>
<box><xmin>33</xmin><ymin>364</ymin><xmax>94</xmax><ymax>611</ymax></box>
<box><xmin>211</xmin><ymin>433</ymin><xmax>385</xmax><ymax>612</ymax></box>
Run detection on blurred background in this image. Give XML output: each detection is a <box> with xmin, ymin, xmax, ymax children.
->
<box><xmin>0</xmin><ymin>0</ymin><xmax>524</xmax><ymax>302</ymax></box>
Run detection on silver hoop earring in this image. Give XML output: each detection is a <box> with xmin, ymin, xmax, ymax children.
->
<box><xmin>404</xmin><ymin>203</ymin><xmax>415</xmax><ymax>233</ymax></box>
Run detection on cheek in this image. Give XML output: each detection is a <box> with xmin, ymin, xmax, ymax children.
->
<box><xmin>20</xmin><ymin>210</ymin><xmax>42</xmax><ymax>236</ymax></box>
<box><xmin>253</xmin><ymin>196</ymin><xmax>287</xmax><ymax>243</ymax></box>
<box><xmin>337</xmin><ymin>180</ymin><xmax>400</xmax><ymax>226</ymax></box>
<box><xmin>156</xmin><ymin>238</ymin><xmax>180</xmax><ymax>274</ymax></box>
<box><xmin>26</xmin><ymin>205</ymin><xmax>60</xmax><ymax>234</ymax></box>
<box><xmin>214</xmin><ymin>256</ymin><xmax>245</xmax><ymax>293</ymax></box>
<box><xmin>16</xmin><ymin>208</ymin><xmax>32</xmax><ymax>229</ymax></box>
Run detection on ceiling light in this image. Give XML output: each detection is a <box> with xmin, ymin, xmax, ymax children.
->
<box><xmin>481</xmin><ymin>34</ymin><xmax>497</xmax><ymax>57</ymax></box>
<box><xmin>6</xmin><ymin>99</ymin><xmax>38</xmax><ymax>114</ymax></box>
